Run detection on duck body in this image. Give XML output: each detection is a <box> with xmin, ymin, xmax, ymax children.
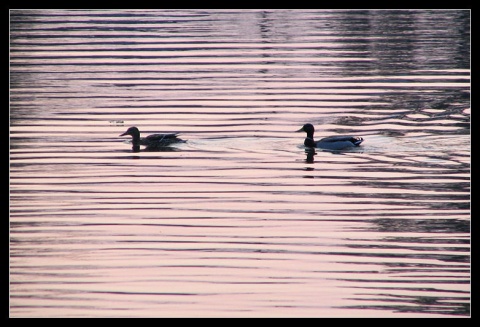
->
<box><xmin>298</xmin><ymin>123</ymin><xmax>363</xmax><ymax>150</ymax></box>
<box><xmin>120</xmin><ymin>126</ymin><xmax>185</xmax><ymax>149</ymax></box>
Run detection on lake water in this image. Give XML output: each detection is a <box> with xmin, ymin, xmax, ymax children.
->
<box><xmin>9</xmin><ymin>9</ymin><xmax>470</xmax><ymax>318</ymax></box>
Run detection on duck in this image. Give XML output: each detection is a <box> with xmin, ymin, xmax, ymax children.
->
<box><xmin>120</xmin><ymin>126</ymin><xmax>185</xmax><ymax>149</ymax></box>
<box><xmin>297</xmin><ymin>123</ymin><xmax>363</xmax><ymax>150</ymax></box>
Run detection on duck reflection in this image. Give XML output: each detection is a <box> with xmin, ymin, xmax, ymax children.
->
<box><xmin>305</xmin><ymin>148</ymin><xmax>316</xmax><ymax>163</ymax></box>
<box><xmin>131</xmin><ymin>144</ymin><xmax>180</xmax><ymax>153</ymax></box>
<box><xmin>302</xmin><ymin>149</ymin><xmax>316</xmax><ymax>178</ymax></box>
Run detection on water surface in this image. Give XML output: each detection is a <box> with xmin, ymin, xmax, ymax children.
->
<box><xmin>10</xmin><ymin>9</ymin><xmax>470</xmax><ymax>317</ymax></box>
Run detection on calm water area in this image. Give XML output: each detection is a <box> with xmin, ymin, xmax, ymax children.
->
<box><xmin>9</xmin><ymin>9</ymin><xmax>470</xmax><ymax>317</ymax></box>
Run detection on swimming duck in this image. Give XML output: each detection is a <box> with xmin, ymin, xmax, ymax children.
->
<box><xmin>297</xmin><ymin>123</ymin><xmax>363</xmax><ymax>150</ymax></box>
<box><xmin>120</xmin><ymin>126</ymin><xmax>184</xmax><ymax>149</ymax></box>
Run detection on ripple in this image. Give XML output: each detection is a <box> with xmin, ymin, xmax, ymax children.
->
<box><xmin>10</xmin><ymin>9</ymin><xmax>470</xmax><ymax>318</ymax></box>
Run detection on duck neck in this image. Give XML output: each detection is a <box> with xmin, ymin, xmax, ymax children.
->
<box><xmin>304</xmin><ymin>128</ymin><xmax>315</xmax><ymax>147</ymax></box>
<box><xmin>130</xmin><ymin>131</ymin><xmax>141</xmax><ymax>145</ymax></box>
<box><xmin>304</xmin><ymin>137</ymin><xmax>316</xmax><ymax>147</ymax></box>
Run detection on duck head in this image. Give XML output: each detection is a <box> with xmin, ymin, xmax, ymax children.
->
<box><xmin>120</xmin><ymin>126</ymin><xmax>140</xmax><ymax>138</ymax></box>
<box><xmin>296</xmin><ymin>123</ymin><xmax>315</xmax><ymax>138</ymax></box>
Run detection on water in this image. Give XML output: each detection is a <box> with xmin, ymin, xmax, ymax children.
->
<box><xmin>9</xmin><ymin>9</ymin><xmax>470</xmax><ymax>317</ymax></box>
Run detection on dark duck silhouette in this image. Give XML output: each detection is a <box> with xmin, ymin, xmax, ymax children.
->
<box><xmin>120</xmin><ymin>126</ymin><xmax>185</xmax><ymax>150</ymax></box>
<box><xmin>297</xmin><ymin>123</ymin><xmax>363</xmax><ymax>150</ymax></box>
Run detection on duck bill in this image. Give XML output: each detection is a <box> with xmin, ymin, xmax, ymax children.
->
<box><xmin>119</xmin><ymin>131</ymin><xmax>129</xmax><ymax>136</ymax></box>
<box><xmin>295</xmin><ymin>127</ymin><xmax>305</xmax><ymax>132</ymax></box>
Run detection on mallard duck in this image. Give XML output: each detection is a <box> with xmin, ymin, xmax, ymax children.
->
<box><xmin>297</xmin><ymin>123</ymin><xmax>363</xmax><ymax>150</ymax></box>
<box><xmin>120</xmin><ymin>126</ymin><xmax>184</xmax><ymax>149</ymax></box>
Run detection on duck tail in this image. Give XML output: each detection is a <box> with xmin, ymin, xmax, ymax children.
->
<box><xmin>353</xmin><ymin>137</ymin><xmax>363</xmax><ymax>146</ymax></box>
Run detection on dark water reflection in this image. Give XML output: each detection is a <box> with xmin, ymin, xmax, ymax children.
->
<box><xmin>10</xmin><ymin>10</ymin><xmax>469</xmax><ymax>317</ymax></box>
